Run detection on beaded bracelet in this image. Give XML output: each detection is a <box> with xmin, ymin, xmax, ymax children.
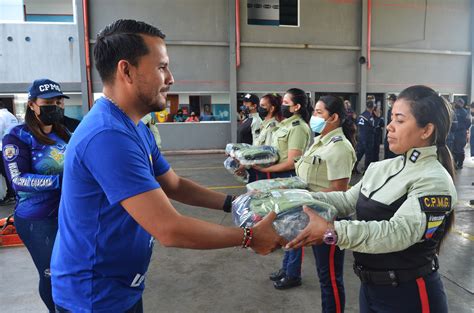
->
<box><xmin>241</xmin><ymin>227</ymin><xmax>253</xmax><ymax>248</ymax></box>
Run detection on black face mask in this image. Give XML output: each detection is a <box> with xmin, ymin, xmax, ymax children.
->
<box><xmin>38</xmin><ymin>105</ymin><xmax>64</xmax><ymax>125</ymax></box>
<box><xmin>258</xmin><ymin>106</ymin><xmax>268</xmax><ymax>119</ymax></box>
<box><xmin>281</xmin><ymin>105</ymin><xmax>294</xmax><ymax>119</ymax></box>
<box><xmin>240</xmin><ymin>105</ymin><xmax>250</xmax><ymax>116</ymax></box>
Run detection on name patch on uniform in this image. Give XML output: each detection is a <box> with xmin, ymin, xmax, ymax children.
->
<box><xmin>3</xmin><ymin>144</ymin><xmax>19</xmax><ymax>161</ymax></box>
<box><xmin>419</xmin><ymin>195</ymin><xmax>451</xmax><ymax>240</ymax></box>
<box><xmin>418</xmin><ymin>195</ymin><xmax>451</xmax><ymax>212</ymax></box>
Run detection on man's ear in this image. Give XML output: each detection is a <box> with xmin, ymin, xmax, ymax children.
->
<box><xmin>117</xmin><ymin>60</ymin><xmax>134</xmax><ymax>84</ymax></box>
<box><xmin>329</xmin><ymin>113</ymin><xmax>340</xmax><ymax>124</ymax></box>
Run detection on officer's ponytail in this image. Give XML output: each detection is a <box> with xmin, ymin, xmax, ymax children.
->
<box><xmin>398</xmin><ymin>85</ymin><xmax>455</xmax><ymax>250</ymax></box>
<box><xmin>398</xmin><ymin>85</ymin><xmax>455</xmax><ymax>179</ymax></box>
<box><xmin>319</xmin><ymin>95</ymin><xmax>356</xmax><ymax>147</ymax></box>
<box><xmin>285</xmin><ymin>88</ymin><xmax>312</xmax><ymax>123</ymax></box>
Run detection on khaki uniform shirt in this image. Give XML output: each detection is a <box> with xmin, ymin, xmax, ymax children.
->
<box><xmin>254</xmin><ymin>117</ymin><xmax>279</xmax><ymax>146</ymax></box>
<box><xmin>312</xmin><ymin>146</ymin><xmax>457</xmax><ymax>253</ymax></box>
<box><xmin>271</xmin><ymin>115</ymin><xmax>312</xmax><ymax>164</ymax></box>
<box><xmin>249</xmin><ymin>113</ymin><xmax>262</xmax><ymax>144</ymax></box>
<box><xmin>295</xmin><ymin>127</ymin><xmax>356</xmax><ymax>192</ymax></box>
<box><xmin>141</xmin><ymin>114</ymin><xmax>162</xmax><ymax>149</ymax></box>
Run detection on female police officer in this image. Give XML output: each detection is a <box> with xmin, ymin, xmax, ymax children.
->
<box><xmin>294</xmin><ymin>95</ymin><xmax>356</xmax><ymax>312</ymax></box>
<box><xmin>253</xmin><ymin>93</ymin><xmax>282</xmax><ymax>147</ymax></box>
<box><xmin>250</xmin><ymin>88</ymin><xmax>312</xmax><ymax>181</ymax></box>
<box><xmin>286</xmin><ymin>85</ymin><xmax>456</xmax><ymax>313</ymax></box>
<box><xmin>250</xmin><ymin>88</ymin><xmax>312</xmax><ymax>289</ymax></box>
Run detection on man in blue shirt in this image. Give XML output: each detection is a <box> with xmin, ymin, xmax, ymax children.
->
<box><xmin>51</xmin><ymin>19</ymin><xmax>284</xmax><ymax>313</ymax></box>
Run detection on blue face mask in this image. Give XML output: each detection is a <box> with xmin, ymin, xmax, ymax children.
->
<box><xmin>310</xmin><ymin>116</ymin><xmax>326</xmax><ymax>133</ymax></box>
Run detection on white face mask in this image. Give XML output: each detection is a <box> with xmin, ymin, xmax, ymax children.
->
<box><xmin>310</xmin><ymin>116</ymin><xmax>326</xmax><ymax>133</ymax></box>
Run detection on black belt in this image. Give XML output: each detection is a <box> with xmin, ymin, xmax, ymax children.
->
<box><xmin>353</xmin><ymin>257</ymin><xmax>439</xmax><ymax>287</ymax></box>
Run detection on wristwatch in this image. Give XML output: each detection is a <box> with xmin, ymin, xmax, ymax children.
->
<box><xmin>323</xmin><ymin>225</ymin><xmax>338</xmax><ymax>245</ymax></box>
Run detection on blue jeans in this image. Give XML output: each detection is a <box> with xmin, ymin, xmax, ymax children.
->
<box><xmin>14</xmin><ymin>213</ymin><xmax>58</xmax><ymax>313</ymax></box>
<box><xmin>55</xmin><ymin>298</ymin><xmax>143</xmax><ymax>313</ymax></box>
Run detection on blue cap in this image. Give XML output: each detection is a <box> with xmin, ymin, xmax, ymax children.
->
<box><xmin>27</xmin><ymin>78</ymin><xmax>70</xmax><ymax>100</ymax></box>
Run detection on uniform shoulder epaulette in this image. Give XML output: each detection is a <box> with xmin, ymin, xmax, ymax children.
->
<box><xmin>269</xmin><ymin>122</ymin><xmax>276</xmax><ymax>127</ymax></box>
<box><xmin>292</xmin><ymin>120</ymin><xmax>300</xmax><ymax>126</ymax></box>
<box><xmin>330</xmin><ymin>136</ymin><xmax>343</xmax><ymax>143</ymax></box>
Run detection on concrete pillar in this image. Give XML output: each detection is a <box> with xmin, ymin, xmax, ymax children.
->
<box><xmin>228</xmin><ymin>0</ymin><xmax>238</xmax><ymax>143</ymax></box>
<box><xmin>75</xmin><ymin>0</ymin><xmax>91</xmax><ymax>115</ymax></box>
<box><xmin>359</xmin><ymin>0</ymin><xmax>368</xmax><ymax>113</ymax></box>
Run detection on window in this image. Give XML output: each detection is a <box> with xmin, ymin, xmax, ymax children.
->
<box><xmin>0</xmin><ymin>0</ymin><xmax>74</xmax><ymax>23</ymax></box>
<box><xmin>247</xmin><ymin>0</ymin><xmax>299</xmax><ymax>27</ymax></box>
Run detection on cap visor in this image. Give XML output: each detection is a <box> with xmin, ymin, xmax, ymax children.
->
<box><xmin>37</xmin><ymin>91</ymin><xmax>70</xmax><ymax>99</ymax></box>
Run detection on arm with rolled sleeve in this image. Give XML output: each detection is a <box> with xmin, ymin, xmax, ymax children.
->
<box><xmin>2</xmin><ymin>134</ymin><xmax>60</xmax><ymax>193</ymax></box>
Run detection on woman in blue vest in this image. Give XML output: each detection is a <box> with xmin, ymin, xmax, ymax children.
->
<box><xmin>2</xmin><ymin>79</ymin><xmax>70</xmax><ymax>312</ymax></box>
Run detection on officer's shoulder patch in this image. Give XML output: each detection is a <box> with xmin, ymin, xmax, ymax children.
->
<box><xmin>269</xmin><ymin>122</ymin><xmax>276</xmax><ymax>127</ymax></box>
<box><xmin>292</xmin><ymin>120</ymin><xmax>300</xmax><ymax>126</ymax></box>
<box><xmin>3</xmin><ymin>144</ymin><xmax>19</xmax><ymax>161</ymax></box>
<box><xmin>330</xmin><ymin>136</ymin><xmax>343</xmax><ymax>144</ymax></box>
<box><xmin>255</xmin><ymin>129</ymin><xmax>261</xmax><ymax>134</ymax></box>
<box><xmin>418</xmin><ymin>195</ymin><xmax>451</xmax><ymax>212</ymax></box>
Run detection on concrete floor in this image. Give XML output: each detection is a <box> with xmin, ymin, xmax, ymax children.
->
<box><xmin>1</xmin><ymin>150</ymin><xmax>473</xmax><ymax>313</ymax></box>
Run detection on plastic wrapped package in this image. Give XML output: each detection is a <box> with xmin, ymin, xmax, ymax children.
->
<box><xmin>232</xmin><ymin>189</ymin><xmax>337</xmax><ymax>241</ymax></box>
<box><xmin>246</xmin><ymin>176</ymin><xmax>308</xmax><ymax>193</ymax></box>
<box><xmin>223</xmin><ymin>157</ymin><xmax>248</xmax><ymax>183</ymax></box>
<box><xmin>233</xmin><ymin>145</ymin><xmax>279</xmax><ymax>166</ymax></box>
<box><xmin>225</xmin><ymin>143</ymin><xmax>251</xmax><ymax>157</ymax></box>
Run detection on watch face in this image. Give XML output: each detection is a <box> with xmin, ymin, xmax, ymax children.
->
<box><xmin>323</xmin><ymin>228</ymin><xmax>337</xmax><ymax>245</ymax></box>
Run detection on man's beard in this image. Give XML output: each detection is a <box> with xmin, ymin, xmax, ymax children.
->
<box><xmin>137</xmin><ymin>85</ymin><xmax>168</xmax><ymax>113</ymax></box>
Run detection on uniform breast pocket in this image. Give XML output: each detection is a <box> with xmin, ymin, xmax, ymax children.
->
<box><xmin>302</xmin><ymin>155</ymin><xmax>323</xmax><ymax>186</ymax></box>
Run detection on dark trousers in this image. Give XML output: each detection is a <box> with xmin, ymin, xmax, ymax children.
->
<box><xmin>359</xmin><ymin>271</ymin><xmax>447</xmax><ymax>313</ymax></box>
<box><xmin>452</xmin><ymin>132</ymin><xmax>467</xmax><ymax>166</ymax></box>
<box><xmin>14</xmin><ymin>214</ymin><xmax>58</xmax><ymax>313</ymax></box>
<box><xmin>246</xmin><ymin>168</ymin><xmax>295</xmax><ymax>183</ymax></box>
<box><xmin>470</xmin><ymin>125</ymin><xmax>474</xmax><ymax>157</ymax></box>
<box><xmin>356</xmin><ymin>140</ymin><xmax>375</xmax><ymax>170</ymax></box>
<box><xmin>282</xmin><ymin>248</ymin><xmax>303</xmax><ymax>278</ymax></box>
<box><xmin>312</xmin><ymin>244</ymin><xmax>345</xmax><ymax>313</ymax></box>
<box><xmin>56</xmin><ymin>298</ymin><xmax>143</xmax><ymax>313</ymax></box>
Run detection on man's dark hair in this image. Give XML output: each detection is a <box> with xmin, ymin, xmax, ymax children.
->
<box><xmin>366</xmin><ymin>100</ymin><xmax>375</xmax><ymax>110</ymax></box>
<box><xmin>0</xmin><ymin>101</ymin><xmax>4</xmax><ymax>109</ymax></box>
<box><xmin>94</xmin><ymin>19</ymin><xmax>166</xmax><ymax>84</ymax></box>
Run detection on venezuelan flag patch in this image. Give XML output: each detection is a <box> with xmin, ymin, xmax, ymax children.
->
<box><xmin>419</xmin><ymin>195</ymin><xmax>451</xmax><ymax>240</ymax></box>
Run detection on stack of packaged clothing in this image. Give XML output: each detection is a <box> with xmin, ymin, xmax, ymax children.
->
<box><xmin>246</xmin><ymin>176</ymin><xmax>307</xmax><ymax>193</ymax></box>
<box><xmin>223</xmin><ymin>157</ymin><xmax>248</xmax><ymax>183</ymax></box>
<box><xmin>224</xmin><ymin>143</ymin><xmax>279</xmax><ymax>183</ymax></box>
<box><xmin>232</xmin><ymin>189</ymin><xmax>337</xmax><ymax>241</ymax></box>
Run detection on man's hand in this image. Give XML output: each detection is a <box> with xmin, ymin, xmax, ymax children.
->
<box><xmin>251</xmin><ymin>212</ymin><xmax>287</xmax><ymax>255</ymax></box>
<box><xmin>285</xmin><ymin>206</ymin><xmax>330</xmax><ymax>249</ymax></box>
<box><xmin>234</xmin><ymin>164</ymin><xmax>247</xmax><ymax>176</ymax></box>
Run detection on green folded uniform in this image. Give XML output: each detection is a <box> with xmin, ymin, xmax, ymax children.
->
<box><xmin>232</xmin><ymin>189</ymin><xmax>337</xmax><ymax>241</ymax></box>
<box><xmin>233</xmin><ymin>145</ymin><xmax>279</xmax><ymax>166</ymax></box>
<box><xmin>246</xmin><ymin>176</ymin><xmax>308</xmax><ymax>193</ymax></box>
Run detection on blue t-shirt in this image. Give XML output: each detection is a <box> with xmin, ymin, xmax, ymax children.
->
<box><xmin>51</xmin><ymin>97</ymin><xmax>170</xmax><ymax>312</ymax></box>
<box><xmin>2</xmin><ymin>125</ymin><xmax>65</xmax><ymax>218</ymax></box>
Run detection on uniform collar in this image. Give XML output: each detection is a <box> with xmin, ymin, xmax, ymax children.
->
<box><xmin>250</xmin><ymin>112</ymin><xmax>260</xmax><ymax>118</ymax></box>
<box><xmin>281</xmin><ymin>114</ymin><xmax>301</xmax><ymax>125</ymax></box>
<box><xmin>403</xmin><ymin>146</ymin><xmax>437</xmax><ymax>164</ymax></box>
